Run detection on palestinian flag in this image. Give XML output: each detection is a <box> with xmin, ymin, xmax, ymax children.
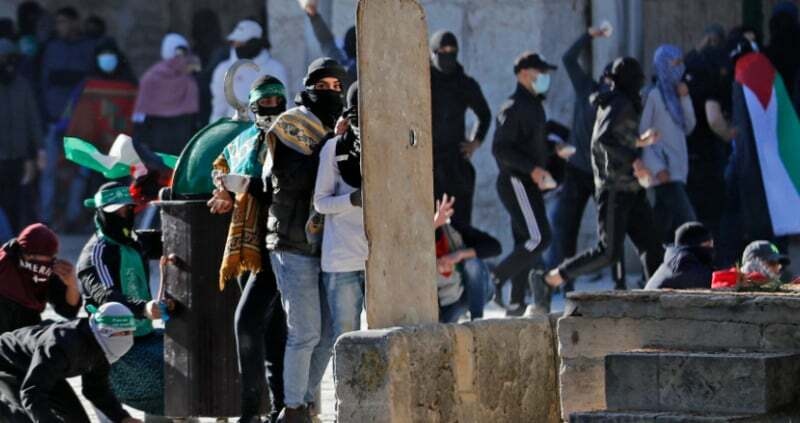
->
<box><xmin>734</xmin><ymin>52</ymin><xmax>800</xmax><ymax>237</ymax></box>
<box><xmin>64</xmin><ymin>134</ymin><xmax>177</xmax><ymax>179</ymax></box>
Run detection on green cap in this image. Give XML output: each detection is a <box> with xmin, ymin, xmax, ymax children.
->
<box><xmin>83</xmin><ymin>185</ymin><xmax>134</xmax><ymax>212</ymax></box>
<box><xmin>249</xmin><ymin>81</ymin><xmax>286</xmax><ymax>104</ymax></box>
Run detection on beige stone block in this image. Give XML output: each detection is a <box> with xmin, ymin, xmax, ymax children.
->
<box><xmin>558</xmin><ymin>317</ymin><xmax>761</xmax><ymax>359</ymax></box>
<box><xmin>559</xmin><ymin>357</ymin><xmax>606</xmax><ymax>419</ymax></box>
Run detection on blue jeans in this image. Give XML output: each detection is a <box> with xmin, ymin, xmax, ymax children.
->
<box><xmin>439</xmin><ymin>258</ymin><xmax>490</xmax><ymax>323</ymax></box>
<box><xmin>322</xmin><ymin>271</ymin><xmax>364</xmax><ymax>341</ymax></box>
<box><xmin>269</xmin><ymin>251</ymin><xmax>333</xmax><ymax>408</ymax></box>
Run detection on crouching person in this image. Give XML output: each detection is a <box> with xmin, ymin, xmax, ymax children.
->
<box><xmin>434</xmin><ymin>194</ymin><xmax>502</xmax><ymax>323</ymax></box>
<box><xmin>0</xmin><ymin>223</ymin><xmax>81</xmax><ymax>334</ymax></box>
<box><xmin>0</xmin><ymin>301</ymin><xmax>141</xmax><ymax>423</ymax></box>
<box><xmin>77</xmin><ymin>182</ymin><xmax>167</xmax><ymax>416</ymax></box>
<box><xmin>645</xmin><ymin>222</ymin><xmax>714</xmax><ymax>290</ymax></box>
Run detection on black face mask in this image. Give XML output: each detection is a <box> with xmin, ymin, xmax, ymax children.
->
<box><xmin>97</xmin><ymin>209</ymin><xmax>135</xmax><ymax>243</ymax></box>
<box><xmin>337</xmin><ymin>128</ymin><xmax>361</xmax><ymax>188</ymax></box>
<box><xmin>432</xmin><ymin>51</ymin><xmax>458</xmax><ymax>74</ymax></box>
<box><xmin>306</xmin><ymin>89</ymin><xmax>343</xmax><ymax>128</ymax></box>
<box><xmin>235</xmin><ymin>39</ymin><xmax>262</xmax><ymax>60</ymax></box>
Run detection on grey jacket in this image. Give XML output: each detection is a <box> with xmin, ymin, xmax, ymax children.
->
<box><xmin>639</xmin><ymin>89</ymin><xmax>696</xmax><ymax>184</ymax></box>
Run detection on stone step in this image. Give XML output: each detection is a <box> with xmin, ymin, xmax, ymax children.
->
<box><xmin>570</xmin><ymin>410</ymin><xmax>799</xmax><ymax>423</ymax></box>
<box><xmin>605</xmin><ymin>351</ymin><xmax>800</xmax><ymax>415</ymax></box>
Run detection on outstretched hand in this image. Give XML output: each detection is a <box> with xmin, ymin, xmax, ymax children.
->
<box><xmin>434</xmin><ymin>194</ymin><xmax>456</xmax><ymax>229</ymax></box>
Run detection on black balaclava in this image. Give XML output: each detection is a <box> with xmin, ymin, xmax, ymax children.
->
<box><xmin>85</xmin><ymin>15</ymin><xmax>106</xmax><ymax>40</ymax></box>
<box><xmin>95</xmin><ymin>182</ymin><xmax>136</xmax><ymax>244</ymax></box>
<box><xmin>430</xmin><ymin>30</ymin><xmax>459</xmax><ymax>74</ymax></box>
<box><xmin>338</xmin><ymin>82</ymin><xmax>361</xmax><ymax>188</ymax></box>
<box><xmin>302</xmin><ymin>57</ymin><xmax>345</xmax><ymax>128</ymax></box>
<box><xmin>344</xmin><ymin>26</ymin><xmax>357</xmax><ymax>61</ymax></box>
<box><xmin>610</xmin><ymin>57</ymin><xmax>645</xmax><ymax>112</ymax></box>
<box><xmin>235</xmin><ymin>38</ymin><xmax>262</xmax><ymax>60</ymax></box>
<box><xmin>249</xmin><ymin>75</ymin><xmax>287</xmax><ymax>130</ymax></box>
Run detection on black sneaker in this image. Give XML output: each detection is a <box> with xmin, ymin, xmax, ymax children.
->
<box><xmin>489</xmin><ymin>272</ymin><xmax>507</xmax><ymax>309</ymax></box>
<box><xmin>505</xmin><ymin>304</ymin><xmax>526</xmax><ymax>317</ymax></box>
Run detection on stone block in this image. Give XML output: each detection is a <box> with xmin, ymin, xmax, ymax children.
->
<box><xmin>570</xmin><ymin>411</ymin><xmax>799</xmax><ymax>423</ymax></box>
<box><xmin>334</xmin><ymin>317</ymin><xmax>560</xmax><ymax>422</ymax></box>
<box><xmin>604</xmin><ymin>351</ymin><xmax>800</xmax><ymax>415</ymax></box>
<box><xmin>605</xmin><ymin>352</ymin><xmax>659</xmax><ymax>411</ymax></box>
<box><xmin>558</xmin><ymin>317</ymin><xmax>761</xmax><ymax>359</ymax></box>
<box><xmin>559</xmin><ymin>357</ymin><xmax>606</xmax><ymax>419</ymax></box>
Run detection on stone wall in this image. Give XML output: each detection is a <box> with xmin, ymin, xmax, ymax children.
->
<box><xmin>334</xmin><ymin>316</ymin><xmax>560</xmax><ymax>422</ymax></box>
<box><xmin>558</xmin><ymin>290</ymin><xmax>800</xmax><ymax>420</ymax></box>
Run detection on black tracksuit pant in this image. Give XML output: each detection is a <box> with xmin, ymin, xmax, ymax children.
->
<box><xmin>235</xmin><ymin>250</ymin><xmax>288</xmax><ymax>421</ymax></box>
<box><xmin>494</xmin><ymin>173</ymin><xmax>552</xmax><ymax>307</ymax></box>
<box><xmin>557</xmin><ymin>188</ymin><xmax>663</xmax><ymax>282</ymax></box>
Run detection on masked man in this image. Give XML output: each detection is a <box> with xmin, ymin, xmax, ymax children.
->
<box><xmin>429</xmin><ymin>30</ymin><xmax>491</xmax><ymax>230</ymax></box>
<box><xmin>264</xmin><ymin>57</ymin><xmax>345</xmax><ymax>423</ymax></box>
<box><xmin>209</xmin><ymin>75</ymin><xmax>289</xmax><ymax>423</ymax></box>
<box><xmin>77</xmin><ymin>182</ymin><xmax>167</xmax><ymax>416</ymax></box>
<box><xmin>0</xmin><ymin>302</ymin><xmax>141</xmax><ymax>423</ymax></box>
<box><xmin>0</xmin><ymin>223</ymin><xmax>81</xmax><ymax>334</ymax></box>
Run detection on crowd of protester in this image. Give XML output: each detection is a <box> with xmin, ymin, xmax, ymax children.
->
<box><xmin>0</xmin><ymin>0</ymin><xmax>799</xmax><ymax>422</ymax></box>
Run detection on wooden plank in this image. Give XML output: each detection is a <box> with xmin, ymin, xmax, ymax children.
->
<box><xmin>357</xmin><ymin>0</ymin><xmax>439</xmax><ymax>328</ymax></box>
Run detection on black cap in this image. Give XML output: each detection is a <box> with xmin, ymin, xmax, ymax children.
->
<box><xmin>303</xmin><ymin>57</ymin><xmax>346</xmax><ymax>87</ymax></box>
<box><xmin>674</xmin><ymin>221</ymin><xmax>712</xmax><ymax>247</ymax></box>
<box><xmin>514</xmin><ymin>51</ymin><xmax>557</xmax><ymax>74</ymax></box>
<box><xmin>430</xmin><ymin>30</ymin><xmax>458</xmax><ymax>52</ymax></box>
<box><xmin>742</xmin><ymin>240</ymin><xmax>791</xmax><ymax>265</ymax></box>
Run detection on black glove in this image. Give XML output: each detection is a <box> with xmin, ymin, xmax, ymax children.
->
<box><xmin>349</xmin><ymin>189</ymin><xmax>362</xmax><ymax>207</ymax></box>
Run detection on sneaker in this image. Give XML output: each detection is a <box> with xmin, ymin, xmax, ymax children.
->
<box><xmin>505</xmin><ymin>304</ymin><xmax>526</xmax><ymax>317</ymax></box>
<box><xmin>523</xmin><ymin>305</ymin><xmax>549</xmax><ymax>317</ymax></box>
<box><xmin>276</xmin><ymin>406</ymin><xmax>311</xmax><ymax>423</ymax></box>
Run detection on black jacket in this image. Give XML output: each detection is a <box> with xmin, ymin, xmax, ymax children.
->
<box><xmin>590</xmin><ymin>91</ymin><xmax>643</xmax><ymax>192</ymax></box>
<box><xmin>266</xmin><ymin>130</ymin><xmax>327</xmax><ymax>256</ymax></box>
<box><xmin>644</xmin><ymin>245</ymin><xmax>713</xmax><ymax>290</ymax></box>
<box><xmin>493</xmin><ymin>83</ymin><xmax>548</xmax><ymax>179</ymax></box>
<box><xmin>0</xmin><ymin>319</ymin><xmax>130</xmax><ymax>422</ymax></box>
<box><xmin>431</xmin><ymin>65</ymin><xmax>491</xmax><ymax>161</ymax></box>
<box><xmin>77</xmin><ymin>233</ymin><xmax>160</xmax><ymax>319</ymax></box>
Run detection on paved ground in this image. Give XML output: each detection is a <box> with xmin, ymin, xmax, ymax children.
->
<box><xmin>46</xmin><ymin>234</ymin><xmax>624</xmax><ymax>422</ymax></box>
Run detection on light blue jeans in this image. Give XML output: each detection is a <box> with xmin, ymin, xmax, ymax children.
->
<box><xmin>322</xmin><ymin>270</ymin><xmax>365</xmax><ymax>341</ymax></box>
<box><xmin>269</xmin><ymin>251</ymin><xmax>333</xmax><ymax>408</ymax></box>
<box><xmin>439</xmin><ymin>258</ymin><xmax>491</xmax><ymax>323</ymax></box>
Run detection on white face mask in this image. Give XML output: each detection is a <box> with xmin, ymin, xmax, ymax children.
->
<box><xmin>89</xmin><ymin>314</ymin><xmax>135</xmax><ymax>363</ymax></box>
<box><xmin>532</xmin><ymin>72</ymin><xmax>551</xmax><ymax>94</ymax></box>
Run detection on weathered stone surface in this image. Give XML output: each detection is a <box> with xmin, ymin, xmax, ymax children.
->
<box><xmin>558</xmin><ymin>291</ymin><xmax>800</xmax><ymax>419</ymax></box>
<box><xmin>605</xmin><ymin>352</ymin><xmax>658</xmax><ymax>411</ymax></box>
<box><xmin>570</xmin><ymin>410</ymin><xmax>800</xmax><ymax>423</ymax></box>
<box><xmin>335</xmin><ymin>317</ymin><xmax>560</xmax><ymax>422</ymax></box>
<box><xmin>558</xmin><ymin>316</ymin><xmax>761</xmax><ymax>359</ymax></box>
<box><xmin>559</xmin><ymin>357</ymin><xmax>606</xmax><ymax>417</ymax></box>
<box><xmin>358</xmin><ymin>0</ymin><xmax>439</xmax><ymax>328</ymax></box>
<box><xmin>605</xmin><ymin>351</ymin><xmax>800</xmax><ymax>414</ymax></box>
